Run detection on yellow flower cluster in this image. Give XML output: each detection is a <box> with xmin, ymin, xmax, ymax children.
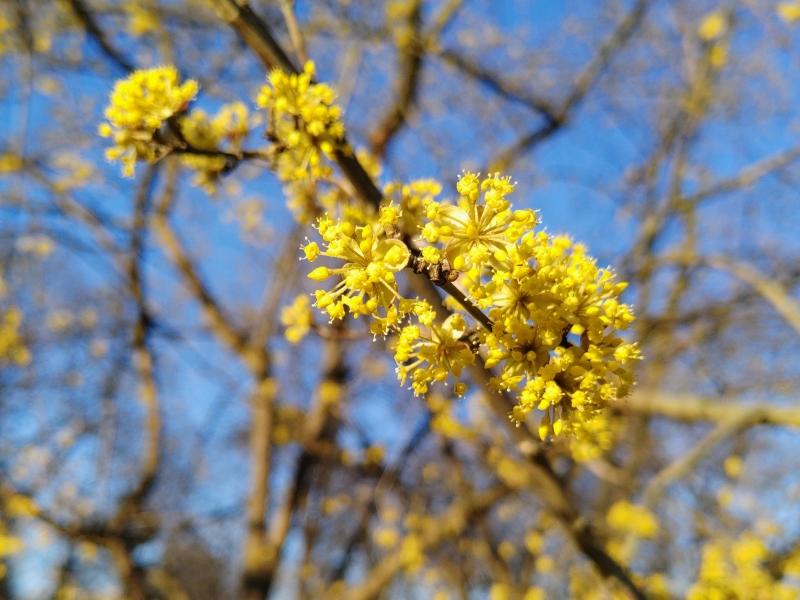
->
<box><xmin>688</xmin><ymin>534</ymin><xmax>797</xmax><ymax>599</ymax></box>
<box><xmin>421</xmin><ymin>172</ymin><xmax>538</xmax><ymax>272</ymax></box>
<box><xmin>280</xmin><ymin>293</ymin><xmax>313</xmax><ymax>344</ymax></box>
<box><xmin>304</xmin><ymin>205</ymin><xmax>412</xmax><ymax>334</ymax></box>
<box><xmin>178</xmin><ymin>101</ymin><xmax>250</xmax><ymax>192</ymax></box>
<box><xmin>257</xmin><ymin>60</ymin><xmax>345</xmax><ymax>184</ymax></box>
<box><xmin>606</xmin><ymin>501</ymin><xmax>659</xmax><ymax>539</ymax></box>
<box><xmin>395</xmin><ymin>314</ymin><xmax>474</xmax><ymax>396</ymax></box>
<box><xmin>0</xmin><ymin>525</ymin><xmax>22</xmax><ymax>559</ymax></box>
<box><xmin>0</xmin><ymin>273</ymin><xmax>30</xmax><ymax>367</ymax></box>
<box><xmin>99</xmin><ymin>66</ymin><xmax>198</xmax><ymax>176</ymax></box>
<box><xmin>418</xmin><ymin>172</ymin><xmax>638</xmax><ymax>439</ymax></box>
<box><xmin>697</xmin><ymin>10</ymin><xmax>730</xmax><ymax>70</ymax></box>
<box><xmin>486</xmin><ymin>233</ymin><xmax>639</xmax><ymax>438</ymax></box>
<box><xmin>304</xmin><ymin>170</ymin><xmax>639</xmax><ymax>442</ymax></box>
<box><xmin>0</xmin><ymin>307</ymin><xmax>30</xmax><ymax>366</ymax></box>
<box><xmin>383</xmin><ymin>178</ymin><xmax>443</xmax><ymax>237</ymax></box>
<box><xmin>168</xmin><ymin>62</ymin><xmax>644</xmax><ymax>446</ymax></box>
<box><xmin>124</xmin><ymin>3</ymin><xmax>159</xmax><ymax>36</ymax></box>
<box><xmin>779</xmin><ymin>1</ymin><xmax>800</xmax><ymax>23</ymax></box>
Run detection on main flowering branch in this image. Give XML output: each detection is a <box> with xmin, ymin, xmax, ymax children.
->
<box><xmin>301</xmin><ymin>168</ymin><xmax>640</xmax><ymax>449</ymax></box>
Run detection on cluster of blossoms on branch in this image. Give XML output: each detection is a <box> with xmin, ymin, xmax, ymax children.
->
<box><xmin>0</xmin><ymin>273</ymin><xmax>30</xmax><ymax>367</ymax></box>
<box><xmin>303</xmin><ymin>170</ymin><xmax>640</xmax><ymax>446</ymax></box>
<box><xmin>99</xmin><ymin>66</ymin><xmax>253</xmax><ymax>190</ymax></box>
<box><xmin>688</xmin><ymin>534</ymin><xmax>800</xmax><ymax>599</ymax></box>
<box><xmin>256</xmin><ymin>60</ymin><xmax>345</xmax><ymax>183</ymax></box>
<box><xmin>99</xmin><ymin>66</ymin><xmax>198</xmax><ymax>177</ymax></box>
<box><xmin>99</xmin><ymin>60</ymin><xmax>640</xmax><ymax>452</ymax></box>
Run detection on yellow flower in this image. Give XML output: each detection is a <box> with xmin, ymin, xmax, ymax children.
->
<box><xmin>422</xmin><ymin>172</ymin><xmax>537</xmax><ymax>273</ymax></box>
<box><xmin>257</xmin><ymin>60</ymin><xmax>344</xmax><ymax>183</ymax></box>
<box><xmin>6</xmin><ymin>494</ymin><xmax>38</xmax><ymax>518</ymax></box>
<box><xmin>308</xmin><ymin>209</ymin><xmax>411</xmax><ymax>333</ymax></box>
<box><xmin>176</xmin><ymin>102</ymin><xmax>250</xmax><ymax>192</ymax></box>
<box><xmin>383</xmin><ymin>178</ymin><xmax>443</xmax><ymax>236</ymax></box>
<box><xmin>0</xmin><ymin>308</ymin><xmax>31</xmax><ymax>366</ymax></box>
<box><xmin>394</xmin><ymin>313</ymin><xmax>475</xmax><ymax>396</ymax></box>
<box><xmin>607</xmin><ymin>501</ymin><xmax>659</xmax><ymax>540</ymax></box>
<box><xmin>473</xmin><ymin>230</ymin><xmax>639</xmax><ymax>443</ymax></box>
<box><xmin>688</xmin><ymin>534</ymin><xmax>795</xmax><ymax>599</ymax></box>
<box><xmin>698</xmin><ymin>10</ymin><xmax>727</xmax><ymax>42</ymax></box>
<box><xmin>281</xmin><ymin>294</ymin><xmax>313</xmax><ymax>344</ymax></box>
<box><xmin>100</xmin><ymin>66</ymin><xmax>198</xmax><ymax>177</ymax></box>
<box><xmin>723</xmin><ymin>455</ymin><xmax>744</xmax><ymax>479</ymax></box>
<box><xmin>778</xmin><ymin>2</ymin><xmax>800</xmax><ymax>23</ymax></box>
<box><xmin>0</xmin><ymin>152</ymin><xmax>23</xmax><ymax>173</ymax></box>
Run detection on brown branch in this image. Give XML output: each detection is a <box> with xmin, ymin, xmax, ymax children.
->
<box><xmin>213</xmin><ymin>0</ymin><xmax>296</xmax><ymax>73</ymax></box>
<box><xmin>438</xmin><ymin>280</ymin><xmax>494</xmax><ymax>331</ymax></box>
<box><xmin>620</xmin><ymin>392</ymin><xmax>800</xmax><ymax>427</ymax></box>
<box><xmin>119</xmin><ymin>165</ymin><xmax>162</xmax><ymax>512</ymax></box>
<box><xmin>683</xmin><ymin>145</ymin><xmax>800</xmax><ymax>206</ymax></box>
<box><xmin>705</xmin><ymin>257</ymin><xmax>800</xmax><ymax>337</ymax></box>
<box><xmin>642</xmin><ymin>411</ymin><xmax>756</xmax><ymax>507</ymax></box>
<box><xmin>150</xmin><ymin>163</ymin><xmax>276</xmax><ymax>600</ymax></box>
<box><xmin>65</xmin><ymin>0</ymin><xmax>135</xmax><ymax>73</ymax></box>
<box><xmin>490</xmin><ymin>0</ymin><xmax>650</xmax><ymax>172</ymax></box>
<box><xmin>438</xmin><ymin>48</ymin><xmax>560</xmax><ymax>124</ymax></box>
<box><xmin>249</xmin><ymin>224</ymin><xmax>304</xmax><ymax>348</ymax></box>
<box><xmin>151</xmin><ymin>164</ymin><xmax>251</xmax><ymax>358</ymax></box>
<box><xmin>278</xmin><ymin>0</ymin><xmax>308</xmax><ymax>64</ymax></box>
<box><xmin>338</xmin><ymin>487</ymin><xmax>507</xmax><ymax>600</ymax></box>
<box><xmin>267</xmin><ymin>330</ymin><xmax>347</xmax><ymax>583</ymax></box>
<box><xmin>369</xmin><ymin>0</ymin><xmax>424</xmax><ymax>157</ymax></box>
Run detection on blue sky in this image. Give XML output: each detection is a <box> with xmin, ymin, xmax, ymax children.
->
<box><xmin>2</xmin><ymin>0</ymin><xmax>800</xmax><ymax>596</ymax></box>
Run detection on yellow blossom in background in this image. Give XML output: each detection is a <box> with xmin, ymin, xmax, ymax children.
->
<box><xmin>5</xmin><ymin>494</ymin><xmax>38</xmax><ymax>518</ymax></box>
<box><xmin>606</xmin><ymin>501</ymin><xmax>659</xmax><ymax>539</ymax></box>
<box><xmin>489</xmin><ymin>583</ymin><xmax>512</xmax><ymax>600</ymax></box>
<box><xmin>524</xmin><ymin>530</ymin><xmax>544</xmax><ymax>555</ymax></box>
<box><xmin>0</xmin><ymin>527</ymin><xmax>23</xmax><ymax>558</ymax></box>
<box><xmin>124</xmin><ymin>3</ymin><xmax>159</xmax><ymax>36</ymax></box>
<box><xmin>429</xmin><ymin>393</ymin><xmax>475</xmax><ymax>441</ymax></box>
<box><xmin>281</xmin><ymin>294</ymin><xmax>314</xmax><ymax>344</ymax></box>
<box><xmin>16</xmin><ymin>234</ymin><xmax>54</xmax><ymax>257</ymax></box>
<box><xmin>318</xmin><ymin>380</ymin><xmax>343</xmax><ymax>406</ymax></box>
<box><xmin>535</xmin><ymin>555</ymin><xmax>555</xmax><ymax>573</ymax></box>
<box><xmin>399</xmin><ymin>534</ymin><xmax>424</xmax><ymax>573</ymax></box>
<box><xmin>177</xmin><ymin>102</ymin><xmax>250</xmax><ymax>192</ymax></box>
<box><xmin>778</xmin><ymin>1</ymin><xmax>800</xmax><ymax>23</ymax></box>
<box><xmin>724</xmin><ymin>455</ymin><xmax>744</xmax><ymax>479</ymax></box>
<box><xmin>0</xmin><ymin>308</ymin><xmax>30</xmax><ymax>366</ymax></box>
<box><xmin>523</xmin><ymin>588</ymin><xmax>545</xmax><ymax>600</ymax></box>
<box><xmin>698</xmin><ymin>10</ymin><xmax>728</xmax><ymax>41</ymax></box>
<box><xmin>0</xmin><ymin>152</ymin><xmax>23</xmax><ymax>173</ymax></box>
<box><xmin>373</xmin><ymin>525</ymin><xmax>399</xmax><ymax>548</ymax></box>
<box><xmin>99</xmin><ymin>66</ymin><xmax>198</xmax><ymax>176</ymax></box>
<box><xmin>257</xmin><ymin>60</ymin><xmax>344</xmax><ymax>183</ymax></box>
<box><xmin>365</xmin><ymin>444</ymin><xmax>385</xmax><ymax>464</ymax></box>
<box><xmin>688</xmin><ymin>534</ymin><xmax>797</xmax><ymax>599</ymax></box>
